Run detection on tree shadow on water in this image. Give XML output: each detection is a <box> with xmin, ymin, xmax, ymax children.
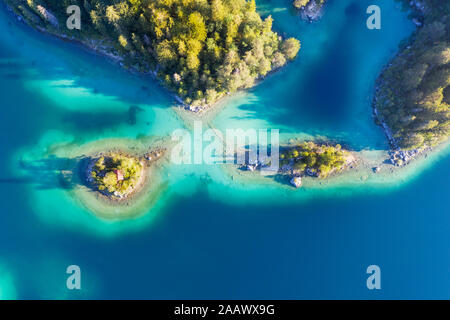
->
<box><xmin>0</xmin><ymin>156</ymin><xmax>91</xmax><ymax>190</ymax></box>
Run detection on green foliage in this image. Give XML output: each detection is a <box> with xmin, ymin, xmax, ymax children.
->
<box><xmin>7</xmin><ymin>0</ymin><xmax>301</xmax><ymax>106</ymax></box>
<box><xmin>281</xmin><ymin>38</ymin><xmax>301</xmax><ymax>61</ymax></box>
<box><xmin>375</xmin><ymin>1</ymin><xmax>449</xmax><ymax>149</ymax></box>
<box><xmin>90</xmin><ymin>153</ymin><xmax>143</xmax><ymax>197</ymax></box>
<box><xmin>281</xmin><ymin>142</ymin><xmax>350</xmax><ymax>178</ymax></box>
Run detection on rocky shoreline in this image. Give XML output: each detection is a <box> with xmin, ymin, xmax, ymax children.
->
<box><xmin>240</xmin><ymin>143</ymin><xmax>357</xmax><ymax>189</ymax></box>
<box><xmin>372</xmin><ymin>94</ymin><xmax>430</xmax><ymax>167</ymax></box>
<box><xmin>294</xmin><ymin>0</ymin><xmax>327</xmax><ymax>22</ymax></box>
<box><xmin>371</xmin><ymin>0</ymin><xmax>438</xmax><ymax>167</ymax></box>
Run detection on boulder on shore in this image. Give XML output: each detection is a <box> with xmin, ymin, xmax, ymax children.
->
<box><xmin>290</xmin><ymin>176</ymin><xmax>302</xmax><ymax>188</ymax></box>
<box><xmin>299</xmin><ymin>1</ymin><xmax>325</xmax><ymax>22</ymax></box>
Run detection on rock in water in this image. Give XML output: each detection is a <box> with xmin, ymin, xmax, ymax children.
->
<box><xmin>300</xmin><ymin>1</ymin><xmax>324</xmax><ymax>22</ymax></box>
<box><xmin>290</xmin><ymin>176</ymin><xmax>302</xmax><ymax>188</ymax></box>
<box><xmin>412</xmin><ymin>18</ymin><xmax>422</xmax><ymax>27</ymax></box>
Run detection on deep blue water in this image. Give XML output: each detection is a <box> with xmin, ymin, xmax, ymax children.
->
<box><xmin>2</xmin><ymin>157</ymin><xmax>449</xmax><ymax>299</ymax></box>
<box><xmin>0</xmin><ymin>0</ymin><xmax>448</xmax><ymax>299</ymax></box>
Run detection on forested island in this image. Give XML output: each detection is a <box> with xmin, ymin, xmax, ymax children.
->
<box><xmin>373</xmin><ymin>0</ymin><xmax>449</xmax><ymax>152</ymax></box>
<box><xmin>6</xmin><ymin>0</ymin><xmax>300</xmax><ymax>110</ymax></box>
<box><xmin>88</xmin><ymin>152</ymin><xmax>144</xmax><ymax>199</ymax></box>
<box><xmin>82</xmin><ymin>146</ymin><xmax>164</xmax><ymax>202</ymax></box>
<box><xmin>280</xmin><ymin>142</ymin><xmax>354</xmax><ymax>178</ymax></box>
<box><xmin>242</xmin><ymin>142</ymin><xmax>355</xmax><ymax>188</ymax></box>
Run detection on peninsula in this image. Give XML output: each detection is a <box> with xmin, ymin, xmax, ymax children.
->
<box><xmin>373</xmin><ymin>0</ymin><xmax>449</xmax><ymax>163</ymax></box>
<box><xmin>5</xmin><ymin>0</ymin><xmax>300</xmax><ymax>111</ymax></box>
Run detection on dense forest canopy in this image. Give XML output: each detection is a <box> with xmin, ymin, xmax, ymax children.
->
<box><xmin>90</xmin><ymin>153</ymin><xmax>143</xmax><ymax>196</ymax></box>
<box><xmin>281</xmin><ymin>142</ymin><xmax>351</xmax><ymax>178</ymax></box>
<box><xmin>6</xmin><ymin>0</ymin><xmax>300</xmax><ymax>107</ymax></box>
<box><xmin>375</xmin><ymin>0</ymin><xmax>450</xmax><ymax>149</ymax></box>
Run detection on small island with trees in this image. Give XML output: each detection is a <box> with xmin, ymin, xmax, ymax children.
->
<box><xmin>241</xmin><ymin>141</ymin><xmax>355</xmax><ymax>188</ymax></box>
<box><xmin>280</xmin><ymin>142</ymin><xmax>354</xmax><ymax>178</ymax></box>
<box><xmin>88</xmin><ymin>153</ymin><xmax>145</xmax><ymax>200</ymax></box>
<box><xmin>280</xmin><ymin>142</ymin><xmax>355</xmax><ymax>188</ymax></box>
<box><xmin>82</xmin><ymin>146</ymin><xmax>165</xmax><ymax>204</ymax></box>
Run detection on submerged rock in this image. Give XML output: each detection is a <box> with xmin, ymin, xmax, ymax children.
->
<box><xmin>298</xmin><ymin>1</ymin><xmax>325</xmax><ymax>22</ymax></box>
<box><xmin>412</xmin><ymin>18</ymin><xmax>423</xmax><ymax>27</ymax></box>
<box><xmin>128</xmin><ymin>105</ymin><xmax>144</xmax><ymax>125</ymax></box>
<box><xmin>409</xmin><ymin>0</ymin><xmax>426</xmax><ymax>13</ymax></box>
<box><xmin>388</xmin><ymin>148</ymin><xmax>426</xmax><ymax>167</ymax></box>
<box><xmin>306</xmin><ymin>168</ymin><xmax>318</xmax><ymax>177</ymax></box>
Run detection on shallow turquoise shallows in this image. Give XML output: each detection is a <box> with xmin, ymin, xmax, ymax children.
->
<box><xmin>0</xmin><ymin>0</ymin><xmax>448</xmax><ymax>299</ymax></box>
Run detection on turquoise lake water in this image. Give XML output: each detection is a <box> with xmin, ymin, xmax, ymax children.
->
<box><xmin>0</xmin><ymin>0</ymin><xmax>449</xmax><ymax>299</ymax></box>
